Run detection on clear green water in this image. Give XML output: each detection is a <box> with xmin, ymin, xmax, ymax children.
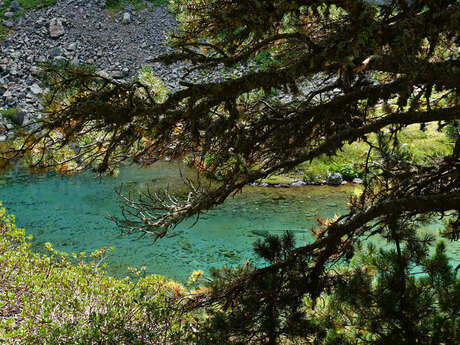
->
<box><xmin>0</xmin><ymin>162</ymin><xmax>458</xmax><ymax>282</ymax></box>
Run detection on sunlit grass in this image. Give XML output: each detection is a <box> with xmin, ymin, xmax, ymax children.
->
<box><xmin>298</xmin><ymin>123</ymin><xmax>453</xmax><ymax>182</ymax></box>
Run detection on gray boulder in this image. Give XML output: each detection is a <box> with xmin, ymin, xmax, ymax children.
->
<box><xmin>12</xmin><ymin>109</ymin><xmax>25</xmax><ymax>125</ymax></box>
<box><xmin>326</xmin><ymin>172</ymin><xmax>344</xmax><ymax>186</ymax></box>
<box><xmin>122</xmin><ymin>12</ymin><xmax>131</xmax><ymax>24</ymax></box>
<box><xmin>290</xmin><ymin>179</ymin><xmax>307</xmax><ymax>187</ymax></box>
<box><xmin>48</xmin><ymin>46</ymin><xmax>62</xmax><ymax>57</ymax></box>
<box><xmin>49</xmin><ymin>18</ymin><xmax>65</xmax><ymax>38</ymax></box>
<box><xmin>67</xmin><ymin>42</ymin><xmax>77</xmax><ymax>51</ymax></box>
<box><xmin>29</xmin><ymin>84</ymin><xmax>42</xmax><ymax>96</ymax></box>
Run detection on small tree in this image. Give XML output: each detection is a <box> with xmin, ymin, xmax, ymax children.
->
<box><xmin>2</xmin><ymin>0</ymin><xmax>459</xmax><ymax>343</ymax></box>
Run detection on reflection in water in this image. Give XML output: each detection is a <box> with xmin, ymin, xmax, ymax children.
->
<box><xmin>1</xmin><ymin>161</ymin><xmax>458</xmax><ymax>282</ymax></box>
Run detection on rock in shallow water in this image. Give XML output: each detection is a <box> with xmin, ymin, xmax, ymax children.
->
<box><xmin>326</xmin><ymin>172</ymin><xmax>344</xmax><ymax>186</ymax></box>
<box><xmin>290</xmin><ymin>179</ymin><xmax>307</xmax><ymax>187</ymax></box>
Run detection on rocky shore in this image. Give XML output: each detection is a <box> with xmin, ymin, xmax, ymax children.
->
<box><xmin>250</xmin><ymin>174</ymin><xmax>363</xmax><ymax>188</ymax></box>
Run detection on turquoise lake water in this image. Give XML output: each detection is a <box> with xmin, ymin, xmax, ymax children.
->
<box><xmin>0</xmin><ymin>161</ymin><xmax>458</xmax><ymax>282</ymax></box>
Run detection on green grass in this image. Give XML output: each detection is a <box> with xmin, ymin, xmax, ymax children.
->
<box><xmin>298</xmin><ymin>123</ymin><xmax>453</xmax><ymax>182</ymax></box>
<box><xmin>0</xmin><ymin>108</ymin><xmax>19</xmax><ymax>122</ymax></box>
<box><xmin>105</xmin><ymin>0</ymin><xmax>169</xmax><ymax>12</ymax></box>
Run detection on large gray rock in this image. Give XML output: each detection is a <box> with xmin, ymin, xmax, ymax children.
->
<box><xmin>29</xmin><ymin>83</ymin><xmax>42</xmax><ymax>95</ymax></box>
<box><xmin>48</xmin><ymin>46</ymin><xmax>62</xmax><ymax>57</ymax></box>
<box><xmin>326</xmin><ymin>172</ymin><xmax>344</xmax><ymax>186</ymax></box>
<box><xmin>111</xmin><ymin>70</ymin><xmax>124</xmax><ymax>79</ymax></box>
<box><xmin>9</xmin><ymin>0</ymin><xmax>21</xmax><ymax>12</ymax></box>
<box><xmin>67</xmin><ymin>42</ymin><xmax>77</xmax><ymax>51</ymax></box>
<box><xmin>290</xmin><ymin>179</ymin><xmax>307</xmax><ymax>187</ymax></box>
<box><xmin>122</xmin><ymin>12</ymin><xmax>131</xmax><ymax>24</ymax></box>
<box><xmin>49</xmin><ymin>18</ymin><xmax>65</xmax><ymax>38</ymax></box>
<box><xmin>12</xmin><ymin>109</ymin><xmax>25</xmax><ymax>125</ymax></box>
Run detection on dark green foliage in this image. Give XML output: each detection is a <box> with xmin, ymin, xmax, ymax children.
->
<box><xmin>445</xmin><ymin>120</ymin><xmax>460</xmax><ymax>142</ymax></box>
<box><xmin>326</xmin><ymin>240</ymin><xmax>460</xmax><ymax>345</ymax></box>
<box><xmin>195</xmin><ymin>227</ymin><xmax>459</xmax><ymax>345</ymax></box>
<box><xmin>195</xmin><ymin>232</ymin><xmax>319</xmax><ymax>345</ymax></box>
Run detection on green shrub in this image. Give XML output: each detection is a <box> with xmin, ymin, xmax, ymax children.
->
<box><xmin>0</xmin><ymin>204</ymin><xmax>196</xmax><ymax>345</ymax></box>
<box><xmin>0</xmin><ymin>108</ymin><xmax>19</xmax><ymax>122</ymax></box>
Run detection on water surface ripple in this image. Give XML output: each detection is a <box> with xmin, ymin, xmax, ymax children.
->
<box><xmin>1</xmin><ymin>162</ymin><xmax>457</xmax><ymax>282</ymax></box>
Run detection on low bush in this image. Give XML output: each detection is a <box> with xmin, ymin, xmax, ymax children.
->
<box><xmin>0</xmin><ymin>204</ymin><xmax>196</xmax><ymax>345</ymax></box>
<box><xmin>0</xmin><ymin>108</ymin><xmax>19</xmax><ymax>122</ymax></box>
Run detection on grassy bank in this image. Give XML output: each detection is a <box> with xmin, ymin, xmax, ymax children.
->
<box><xmin>260</xmin><ymin>122</ymin><xmax>454</xmax><ymax>185</ymax></box>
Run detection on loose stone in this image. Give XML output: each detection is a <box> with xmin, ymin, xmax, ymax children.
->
<box><xmin>122</xmin><ymin>12</ymin><xmax>131</xmax><ymax>25</ymax></box>
<box><xmin>29</xmin><ymin>84</ymin><xmax>42</xmax><ymax>95</ymax></box>
<box><xmin>49</xmin><ymin>18</ymin><xmax>65</xmax><ymax>38</ymax></box>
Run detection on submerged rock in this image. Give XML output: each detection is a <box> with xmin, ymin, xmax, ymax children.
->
<box><xmin>250</xmin><ymin>230</ymin><xmax>269</xmax><ymax>237</ymax></box>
